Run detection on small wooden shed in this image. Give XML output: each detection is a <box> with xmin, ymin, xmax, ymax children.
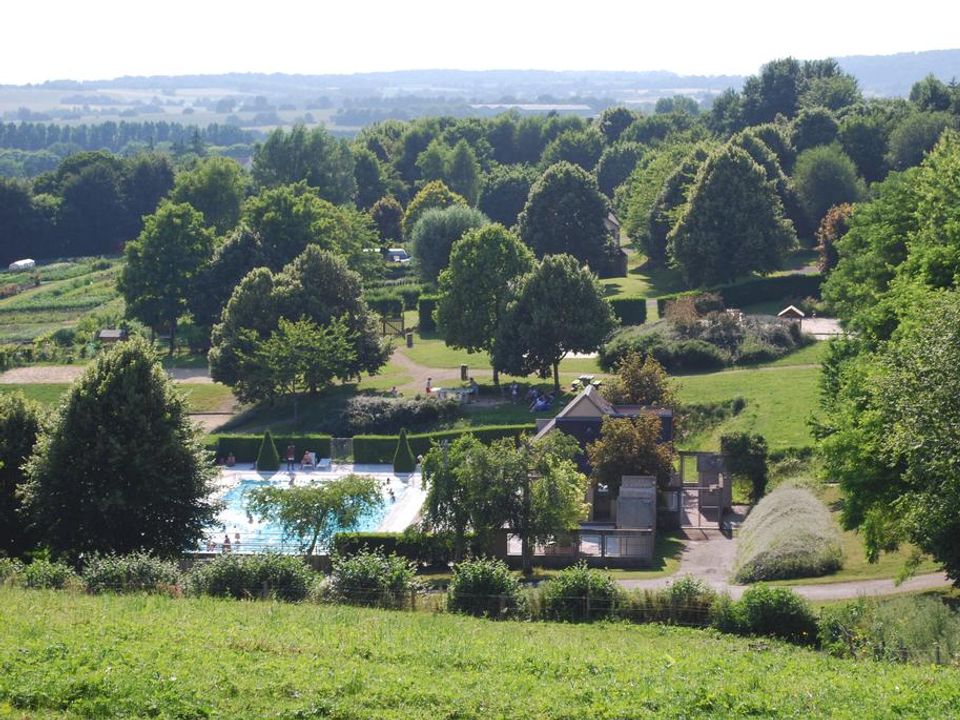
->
<box><xmin>777</xmin><ymin>305</ymin><xmax>805</xmax><ymax>320</ymax></box>
<box><xmin>98</xmin><ymin>328</ymin><xmax>128</xmax><ymax>344</ymax></box>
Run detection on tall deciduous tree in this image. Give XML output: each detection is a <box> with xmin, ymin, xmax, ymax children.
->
<box><xmin>478</xmin><ymin>164</ymin><xmax>537</xmax><ymax>227</ymax></box>
<box><xmin>436</xmin><ymin>225</ymin><xmax>535</xmax><ymax>384</ymax></box>
<box><xmin>401</xmin><ymin>180</ymin><xmax>467</xmax><ymax>240</ymax></box>
<box><xmin>422</xmin><ymin>434</ymin><xmax>485</xmax><ymax>561</ymax></box>
<box><xmin>370</xmin><ymin>195</ymin><xmax>404</xmax><ymax>244</ymax></box>
<box><xmin>518</xmin><ymin>162</ymin><xmax>614</xmax><ymax>272</ymax></box>
<box><xmin>170</xmin><ymin>156</ymin><xmax>246</xmax><ymax>234</ymax></box>
<box><xmin>252</xmin><ymin>124</ymin><xmax>356</xmax><ymax>204</ymax></box>
<box><xmin>601</xmin><ymin>352</ymin><xmax>676</xmax><ymax>407</ymax></box>
<box><xmin>0</xmin><ymin>392</ymin><xmax>43</xmax><ymax>557</ymax></box>
<box><xmin>247</xmin><ymin>474</ymin><xmax>381</xmax><ymax>555</ymax></box>
<box><xmin>445</xmin><ymin>139</ymin><xmax>482</xmax><ymax>205</ymax></box>
<box><xmin>792</xmin><ymin>145</ymin><xmax>864</xmax><ymax>232</ymax></box>
<box><xmin>668</xmin><ymin>145</ymin><xmax>796</xmax><ymax>286</ymax></box>
<box><xmin>493</xmin><ymin>254</ymin><xmax>616</xmax><ymax>391</ymax></box>
<box><xmin>119</xmin><ymin>201</ymin><xmax>215</xmax><ymax>354</ymax></box>
<box><xmin>586</xmin><ymin>415</ymin><xmax>676</xmax><ymax>497</ymax></box>
<box><xmin>209</xmin><ymin>246</ymin><xmax>388</xmax><ymax>404</ymax></box>
<box><xmin>409</xmin><ymin>205</ymin><xmax>488</xmax><ymax>283</ymax></box>
<box><xmin>463</xmin><ymin>433</ymin><xmax>588</xmax><ymax>575</ymax></box>
<box><xmin>21</xmin><ymin>339</ymin><xmax>217</xmax><ymax>561</ymax></box>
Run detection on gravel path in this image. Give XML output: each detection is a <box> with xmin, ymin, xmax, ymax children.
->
<box><xmin>618</xmin><ymin>532</ymin><xmax>951</xmax><ymax>600</ymax></box>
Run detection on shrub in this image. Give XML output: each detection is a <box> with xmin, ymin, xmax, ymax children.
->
<box><xmin>393</xmin><ymin>428</ymin><xmax>417</xmax><ymax>472</ymax></box>
<box><xmin>599</xmin><ymin>328</ymin><xmax>730</xmax><ymax>373</ymax></box>
<box><xmin>736</xmin><ymin>338</ymin><xmax>782</xmax><ymax>365</ymax></box>
<box><xmin>733</xmin><ymin>486</ymin><xmax>842</xmax><ymax>583</ymax></box>
<box><xmin>0</xmin><ymin>557</ymin><xmax>23</xmax><ymax>583</ymax></box>
<box><xmin>447</xmin><ymin>557</ymin><xmax>525</xmax><ymax>619</ymax></box>
<box><xmin>21</xmin><ymin>559</ymin><xmax>77</xmax><ymax>590</ymax></box>
<box><xmin>735</xmin><ymin>585</ymin><xmax>818</xmax><ymax>645</ymax></box>
<box><xmin>256</xmin><ymin>430</ymin><xmax>280</xmax><ymax>471</ymax></box>
<box><xmin>186</xmin><ymin>553</ymin><xmax>314</xmax><ymax>601</ymax></box>
<box><xmin>81</xmin><ymin>552</ymin><xmax>180</xmax><ymax>594</ymax></box>
<box><xmin>340</xmin><ymin>395</ymin><xmax>459</xmax><ymax>435</ymax></box>
<box><xmin>418</xmin><ymin>294</ymin><xmax>438</xmax><ymax>332</ymax></box>
<box><xmin>609</xmin><ymin>296</ymin><xmax>647</xmax><ymax>325</ymax></box>
<box><xmin>327</xmin><ymin>549</ymin><xmax>418</xmax><ymax>608</ymax></box>
<box><xmin>541</xmin><ymin>563</ymin><xmax>621</xmax><ymax>622</ymax></box>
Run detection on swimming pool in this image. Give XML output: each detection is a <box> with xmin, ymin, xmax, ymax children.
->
<box><xmin>203</xmin><ymin>473</ymin><xmax>410</xmax><ymax>554</ymax></box>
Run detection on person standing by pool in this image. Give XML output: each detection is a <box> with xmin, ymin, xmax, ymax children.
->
<box><xmin>285</xmin><ymin>443</ymin><xmax>295</xmax><ymax>472</ymax></box>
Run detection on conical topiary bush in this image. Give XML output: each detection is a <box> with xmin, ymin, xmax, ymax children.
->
<box><xmin>256</xmin><ymin>429</ymin><xmax>280</xmax><ymax>471</ymax></box>
<box><xmin>392</xmin><ymin>428</ymin><xmax>416</xmax><ymax>473</ymax></box>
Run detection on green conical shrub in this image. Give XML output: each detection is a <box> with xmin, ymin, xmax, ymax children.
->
<box><xmin>256</xmin><ymin>430</ymin><xmax>280</xmax><ymax>471</ymax></box>
<box><xmin>392</xmin><ymin>428</ymin><xmax>416</xmax><ymax>473</ymax></box>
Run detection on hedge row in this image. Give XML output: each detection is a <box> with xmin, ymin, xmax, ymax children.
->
<box><xmin>332</xmin><ymin>531</ymin><xmax>484</xmax><ymax>567</ymax></box>
<box><xmin>366</xmin><ymin>285</ymin><xmax>423</xmax><ymax>316</ymax></box>
<box><xmin>206</xmin><ymin>434</ymin><xmax>332</xmax><ymax>463</ymax></box>
<box><xmin>353</xmin><ymin>424</ymin><xmax>535</xmax><ymax>464</ymax></box>
<box><xmin>418</xmin><ymin>294</ymin><xmax>438</xmax><ymax>332</ymax></box>
<box><xmin>656</xmin><ymin>273</ymin><xmax>823</xmax><ymax>315</ymax></box>
<box><xmin>608</xmin><ymin>296</ymin><xmax>647</xmax><ymax>325</ymax></box>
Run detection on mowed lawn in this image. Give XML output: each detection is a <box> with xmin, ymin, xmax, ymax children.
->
<box><xmin>2</xmin><ymin>588</ymin><xmax>959</xmax><ymax>718</ymax></box>
<box><xmin>675</xmin><ymin>357</ymin><xmax>822</xmax><ymax>451</ymax></box>
<box><xmin>0</xmin><ymin>382</ymin><xmax>236</xmax><ymax>414</ymax></box>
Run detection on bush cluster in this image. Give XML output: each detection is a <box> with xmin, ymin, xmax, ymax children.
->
<box><xmin>619</xmin><ymin>576</ymin><xmax>718</xmax><ymax>626</ymax></box>
<box><xmin>340</xmin><ymin>395</ymin><xmax>459</xmax><ymax>435</ymax></box>
<box><xmin>540</xmin><ymin>563</ymin><xmax>621</xmax><ymax>622</ymax></box>
<box><xmin>81</xmin><ymin>552</ymin><xmax>180</xmax><ymax>594</ymax></box>
<box><xmin>714</xmin><ymin>585</ymin><xmax>819</xmax><ymax>645</ymax></box>
<box><xmin>599</xmin><ymin>328</ymin><xmax>730</xmax><ymax>372</ymax></box>
<box><xmin>447</xmin><ymin>557</ymin><xmax>525</xmax><ymax>619</ymax></box>
<box><xmin>186</xmin><ymin>554</ymin><xmax>313</xmax><ymax>602</ymax></box>
<box><xmin>733</xmin><ymin>486</ymin><xmax>843</xmax><ymax>583</ymax></box>
<box><xmin>327</xmin><ymin>549</ymin><xmax>418</xmax><ymax>608</ymax></box>
<box><xmin>655</xmin><ymin>273</ymin><xmax>823</xmax><ymax>315</ymax></box>
<box><xmin>21</xmin><ymin>559</ymin><xmax>77</xmax><ymax>590</ymax></box>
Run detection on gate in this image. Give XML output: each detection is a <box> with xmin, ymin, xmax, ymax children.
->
<box><xmin>331</xmin><ymin>438</ymin><xmax>353</xmax><ymax>463</ymax></box>
<box><xmin>381</xmin><ymin>316</ymin><xmax>405</xmax><ymax>336</ymax></box>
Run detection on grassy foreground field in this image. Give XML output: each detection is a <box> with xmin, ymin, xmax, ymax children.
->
<box><xmin>1</xmin><ymin>587</ymin><xmax>958</xmax><ymax>719</ymax></box>
<box><xmin>0</xmin><ymin>382</ymin><xmax>235</xmax><ymax>414</ymax></box>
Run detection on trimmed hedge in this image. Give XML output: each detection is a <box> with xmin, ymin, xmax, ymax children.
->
<box><xmin>332</xmin><ymin>531</ymin><xmax>483</xmax><ymax>567</ymax></box>
<box><xmin>609</xmin><ymin>296</ymin><xmax>647</xmax><ymax>325</ymax></box>
<box><xmin>418</xmin><ymin>294</ymin><xmax>438</xmax><ymax>332</ymax></box>
<box><xmin>353</xmin><ymin>424</ymin><xmax>535</xmax><ymax>464</ymax></box>
<box><xmin>656</xmin><ymin>273</ymin><xmax>823</xmax><ymax>315</ymax></box>
<box><xmin>366</xmin><ymin>292</ymin><xmax>404</xmax><ymax>317</ymax></box>
<box><xmin>207</xmin><ymin>434</ymin><xmax>333</xmax><ymax>463</ymax></box>
<box><xmin>397</xmin><ymin>285</ymin><xmax>422</xmax><ymax>311</ymax></box>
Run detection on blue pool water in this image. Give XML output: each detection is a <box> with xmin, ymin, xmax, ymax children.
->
<box><xmin>203</xmin><ymin>476</ymin><xmax>407</xmax><ymax>553</ymax></box>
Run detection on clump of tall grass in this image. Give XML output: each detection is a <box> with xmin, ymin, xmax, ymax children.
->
<box><xmin>821</xmin><ymin>595</ymin><xmax>960</xmax><ymax>664</ymax></box>
<box><xmin>733</xmin><ymin>486</ymin><xmax>842</xmax><ymax>583</ymax></box>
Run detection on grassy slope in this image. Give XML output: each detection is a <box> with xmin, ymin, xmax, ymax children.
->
<box><xmin>2</xmin><ymin>588</ymin><xmax>958</xmax><ymax>718</ymax></box>
<box><xmin>675</xmin><ymin>349</ymin><xmax>823</xmax><ymax>451</ymax></box>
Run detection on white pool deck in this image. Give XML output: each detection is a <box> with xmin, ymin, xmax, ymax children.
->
<box><xmin>213</xmin><ymin>463</ymin><xmax>426</xmax><ymax>534</ymax></box>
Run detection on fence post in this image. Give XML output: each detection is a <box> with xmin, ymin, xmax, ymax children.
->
<box><xmin>585</xmin><ymin>588</ymin><xmax>592</xmax><ymax>622</ymax></box>
<box><xmin>499</xmin><ymin>594</ymin><xmax>506</xmax><ymax>617</ymax></box>
<box><xmin>899</xmin><ymin>639</ymin><xmax>908</xmax><ymax>663</ymax></box>
<box><xmin>409</xmin><ymin>588</ymin><xmax>417</xmax><ymax>612</ymax></box>
<box><xmin>935</xmin><ymin>642</ymin><xmax>942</xmax><ymax>665</ymax></box>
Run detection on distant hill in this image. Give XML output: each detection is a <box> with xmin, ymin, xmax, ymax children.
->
<box><xmin>837</xmin><ymin>49</ymin><xmax>960</xmax><ymax>96</ymax></box>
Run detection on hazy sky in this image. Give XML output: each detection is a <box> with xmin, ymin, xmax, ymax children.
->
<box><xmin>4</xmin><ymin>0</ymin><xmax>959</xmax><ymax>84</ymax></box>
